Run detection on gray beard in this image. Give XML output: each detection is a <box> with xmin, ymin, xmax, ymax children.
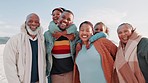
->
<box><xmin>26</xmin><ymin>25</ymin><xmax>40</xmax><ymax>36</ymax></box>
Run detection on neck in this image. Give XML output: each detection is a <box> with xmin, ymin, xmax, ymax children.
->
<box><xmin>28</xmin><ymin>33</ymin><xmax>36</xmax><ymax>39</ymax></box>
<box><xmin>83</xmin><ymin>41</ymin><xmax>88</xmax><ymax>45</ymax></box>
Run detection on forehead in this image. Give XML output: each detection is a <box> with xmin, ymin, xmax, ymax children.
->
<box><xmin>80</xmin><ymin>23</ymin><xmax>92</xmax><ymax>29</ymax></box>
<box><xmin>53</xmin><ymin>10</ymin><xmax>62</xmax><ymax>14</ymax></box>
<box><xmin>61</xmin><ymin>12</ymin><xmax>73</xmax><ymax>18</ymax></box>
<box><xmin>26</xmin><ymin>14</ymin><xmax>39</xmax><ymax>21</ymax></box>
<box><xmin>117</xmin><ymin>25</ymin><xmax>132</xmax><ymax>32</ymax></box>
<box><xmin>95</xmin><ymin>24</ymin><xmax>104</xmax><ymax>28</ymax></box>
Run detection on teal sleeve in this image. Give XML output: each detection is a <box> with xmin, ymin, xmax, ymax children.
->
<box><xmin>89</xmin><ymin>32</ymin><xmax>107</xmax><ymax>43</ymax></box>
<box><xmin>48</xmin><ymin>21</ymin><xmax>61</xmax><ymax>34</ymax></box>
<box><xmin>66</xmin><ymin>24</ymin><xmax>77</xmax><ymax>34</ymax></box>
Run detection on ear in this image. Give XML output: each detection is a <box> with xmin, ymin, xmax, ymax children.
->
<box><xmin>38</xmin><ymin>22</ymin><xmax>40</xmax><ymax>27</ymax></box>
<box><xmin>25</xmin><ymin>21</ymin><xmax>27</xmax><ymax>25</ymax></box>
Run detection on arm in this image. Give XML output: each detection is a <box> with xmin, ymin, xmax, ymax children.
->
<box><xmin>48</xmin><ymin>21</ymin><xmax>60</xmax><ymax>34</ymax></box>
<box><xmin>138</xmin><ymin>38</ymin><xmax>148</xmax><ymax>64</ymax></box>
<box><xmin>89</xmin><ymin>32</ymin><xmax>107</xmax><ymax>43</ymax></box>
<box><xmin>66</xmin><ymin>24</ymin><xmax>77</xmax><ymax>34</ymax></box>
<box><xmin>3</xmin><ymin>38</ymin><xmax>21</xmax><ymax>83</ymax></box>
<box><xmin>101</xmin><ymin>38</ymin><xmax>117</xmax><ymax>60</ymax></box>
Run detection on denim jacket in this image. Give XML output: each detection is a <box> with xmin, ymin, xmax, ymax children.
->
<box><xmin>44</xmin><ymin>27</ymin><xmax>79</xmax><ymax>76</ymax></box>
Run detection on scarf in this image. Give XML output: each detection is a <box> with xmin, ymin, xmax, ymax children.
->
<box><xmin>114</xmin><ymin>31</ymin><xmax>145</xmax><ymax>83</ymax></box>
<box><xmin>20</xmin><ymin>24</ymin><xmax>46</xmax><ymax>83</ymax></box>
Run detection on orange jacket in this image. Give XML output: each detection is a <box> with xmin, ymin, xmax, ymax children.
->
<box><xmin>73</xmin><ymin>38</ymin><xmax>117</xmax><ymax>83</ymax></box>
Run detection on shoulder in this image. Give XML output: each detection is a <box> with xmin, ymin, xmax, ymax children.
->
<box><xmin>8</xmin><ymin>34</ymin><xmax>21</xmax><ymax>42</ymax></box>
<box><xmin>44</xmin><ymin>30</ymin><xmax>51</xmax><ymax>36</ymax></box>
<box><xmin>94</xmin><ymin>38</ymin><xmax>117</xmax><ymax>48</ymax></box>
<box><xmin>5</xmin><ymin>34</ymin><xmax>21</xmax><ymax>49</ymax></box>
<box><xmin>95</xmin><ymin>37</ymin><xmax>111</xmax><ymax>43</ymax></box>
<box><xmin>138</xmin><ymin>37</ymin><xmax>148</xmax><ymax>49</ymax></box>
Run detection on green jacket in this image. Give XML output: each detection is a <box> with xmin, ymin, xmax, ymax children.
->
<box><xmin>137</xmin><ymin>37</ymin><xmax>148</xmax><ymax>82</ymax></box>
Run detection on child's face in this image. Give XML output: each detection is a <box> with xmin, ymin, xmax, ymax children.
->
<box><xmin>79</xmin><ymin>23</ymin><xmax>93</xmax><ymax>44</ymax></box>
<box><xmin>95</xmin><ymin>24</ymin><xmax>106</xmax><ymax>34</ymax></box>
<box><xmin>52</xmin><ymin>10</ymin><xmax>62</xmax><ymax>24</ymax></box>
<box><xmin>58</xmin><ymin>12</ymin><xmax>73</xmax><ymax>30</ymax></box>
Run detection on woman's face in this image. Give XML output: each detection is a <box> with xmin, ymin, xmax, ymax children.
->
<box><xmin>117</xmin><ymin>25</ymin><xmax>132</xmax><ymax>44</ymax></box>
<box><xmin>79</xmin><ymin>23</ymin><xmax>93</xmax><ymax>44</ymax></box>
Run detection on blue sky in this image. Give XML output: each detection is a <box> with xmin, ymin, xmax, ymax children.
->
<box><xmin>0</xmin><ymin>0</ymin><xmax>148</xmax><ymax>42</ymax></box>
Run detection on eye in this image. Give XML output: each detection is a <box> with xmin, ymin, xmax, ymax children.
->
<box><xmin>28</xmin><ymin>20</ymin><xmax>33</xmax><ymax>23</ymax></box>
<box><xmin>35</xmin><ymin>21</ymin><xmax>39</xmax><ymax>24</ymax></box>
<box><xmin>57</xmin><ymin>13</ymin><xmax>60</xmax><ymax>15</ymax></box>
<box><xmin>80</xmin><ymin>29</ymin><xmax>84</xmax><ymax>31</ymax></box>
<box><xmin>86</xmin><ymin>29</ymin><xmax>90</xmax><ymax>32</ymax></box>
<box><xmin>118</xmin><ymin>31</ymin><xmax>122</xmax><ymax>35</ymax></box>
<box><xmin>100</xmin><ymin>29</ymin><xmax>103</xmax><ymax>31</ymax></box>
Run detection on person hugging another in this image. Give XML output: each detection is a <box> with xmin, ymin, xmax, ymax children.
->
<box><xmin>44</xmin><ymin>9</ymin><xmax>78</xmax><ymax>83</ymax></box>
<box><xmin>73</xmin><ymin>21</ymin><xmax>117</xmax><ymax>83</ymax></box>
<box><xmin>48</xmin><ymin>7</ymin><xmax>77</xmax><ymax>36</ymax></box>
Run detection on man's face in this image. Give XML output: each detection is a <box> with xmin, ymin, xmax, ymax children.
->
<box><xmin>26</xmin><ymin>14</ymin><xmax>40</xmax><ymax>31</ymax></box>
<box><xmin>58</xmin><ymin>12</ymin><xmax>73</xmax><ymax>30</ymax></box>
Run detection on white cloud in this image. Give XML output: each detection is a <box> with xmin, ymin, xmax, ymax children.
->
<box><xmin>74</xmin><ymin>8</ymin><xmax>127</xmax><ymax>43</ymax></box>
<box><xmin>75</xmin><ymin>8</ymin><xmax>127</xmax><ymax>26</ymax></box>
<box><xmin>0</xmin><ymin>20</ymin><xmax>19</xmax><ymax>37</ymax></box>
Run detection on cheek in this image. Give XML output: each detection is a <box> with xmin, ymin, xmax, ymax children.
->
<box><xmin>79</xmin><ymin>31</ymin><xmax>82</xmax><ymax>38</ymax></box>
<box><xmin>118</xmin><ymin>34</ymin><xmax>122</xmax><ymax>39</ymax></box>
<box><xmin>35</xmin><ymin>23</ymin><xmax>40</xmax><ymax>27</ymax></box>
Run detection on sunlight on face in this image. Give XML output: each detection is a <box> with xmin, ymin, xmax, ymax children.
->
<box><xmin>58</xmin><ymin>12</ymin><xmax>74</xmax><ymax>30</ymax></box>
<box><xmin>52</xmin><ymin>10</ymin><xmax>62</xmax><ymax>24</ymax></box>
<box><xmin>117</xmin><ymin>25</ymin><xmax>133</xmax><ymax>44</ymax></box>
<box><xmin>94</xmin><ymin>24</ymin><xmax>106</xmax><ymax>34</ymax></box>
<box><xmin>26</xmin><ymin>14</ymin><xmax>40</xmax><ymax>31</ymax></box>
<box><xmin>79</xmin><ymin>23</ymin><xmax>93</xmax><ymax>44</ymax></box>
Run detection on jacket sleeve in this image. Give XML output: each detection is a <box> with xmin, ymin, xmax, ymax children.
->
<box><xmin>89</xmin><ymin>32</ymin><xmax>107</xmax><ymax>43</ymax></box>
<box><xmin>48</xmin><ymin>21</ymin><xmax>60</xmax><ymax>34</ymax></box>
<box><xmin>3</xmin><ymin>38</ymin><xmax>21</xmax><ymax>83</ymax></box>
<box><xmin>66</xmin><ymin>24</ymin><xmax>77</xmax><ymax>34</ymax></box>
<box><xmin>138</xmin><ymin>38</ymin><xmax>148</xmax><ymax>64</ymax></box>
<box><xmin>102</xmin><ymin>38</ymin><xmax>117</xmax><ymax>60</ymax></box>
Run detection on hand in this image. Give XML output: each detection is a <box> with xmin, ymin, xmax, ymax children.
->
<box><xmin>63</xmin><ymin>34</ymin><xmax>75</xmax><ymax>41</ymax></box>
<box><xmin>52</xmin><ymin>31</ymin><xmax>62</xmax><ymax>39</ymax></box>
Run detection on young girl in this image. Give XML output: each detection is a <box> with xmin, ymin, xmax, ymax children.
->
<box><xmin>73</xmin><ymin>21</ymin><xmax>117</xmax><ymax>83</ymax></box>
<box><xmin>94</xmin><ymin>22</ymin><xmax>109</xmax><ymax>35</ymax></box>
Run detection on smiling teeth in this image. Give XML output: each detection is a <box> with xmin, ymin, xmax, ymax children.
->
<box><xmin>82</xmin><ymin>35</ymin><xmax>87</xmax><ymax>38</ymax></box>
<box><xmin>62</xmin><ymin>23</ymin><xmax>66</xmax><ymax>25</ymax></box>
<box><xmin>123</xmin><ymin>37</ymin><xmax>127</xmax><ymax>40</ymax></box>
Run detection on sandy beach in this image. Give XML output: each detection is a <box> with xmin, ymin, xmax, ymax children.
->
<box><xmin>0</xmin><ymin>44</ymin><xmax>8</xmax><ymax>83</ymax></box>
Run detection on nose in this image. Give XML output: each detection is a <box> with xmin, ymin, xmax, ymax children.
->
<box><xmin>31</xmin><ymin>21</ymin><xmax>38</xmax><ymax>26</ymax></box>
<box><xmin>120</xmin><ymin>32</ymin><xmax>126</xmax><ymax>37</ymax></box>
<box><xmin>63</xmin><ymin>18</ymin><xmax>67</xmax><ymax>23</ymax></box>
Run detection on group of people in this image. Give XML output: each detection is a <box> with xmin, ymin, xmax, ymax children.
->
<box><xmin>3</xmin><ymin>7</ymin><xmax>148</xmax><ymax>83</ymax></box>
